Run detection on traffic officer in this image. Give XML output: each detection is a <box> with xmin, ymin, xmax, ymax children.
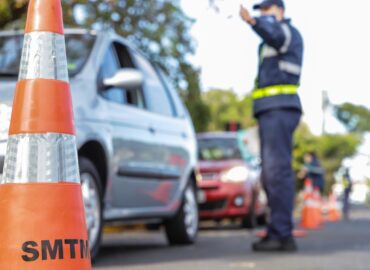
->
<box><xmin>342</xmin><ymin>168</ymin><xmax>352</xmax><ymax>220</ymax></box>
<box><xmin>240</xmin><ymin>0</ymin><xmax>303</xmax><ymax>252</ymax></box>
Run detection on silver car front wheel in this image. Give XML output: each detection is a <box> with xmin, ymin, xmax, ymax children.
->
<box><xmin>183</xmin><ymin>185</ymin><xmax>199</xmax><ymax>238</ymax></box>
<box><xmin>81</xmin><ymin>172</ymin><xmax>101</xmax><ymax>246</ymax></box>
<box><xmin>164</xmin><ymin>181</ymin><xmax>199</xmax><ymax>245</ymax></box>
<box><xmin>79</xmin><ymin>157</ymin><xmax>103</xmax><ymax>260</ymax></box>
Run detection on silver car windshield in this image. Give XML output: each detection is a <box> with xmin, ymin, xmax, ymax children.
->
<box><xmin>0</xmin><ymin>33</ymin><xmax>95</xmax><ymax>77</ymax></box>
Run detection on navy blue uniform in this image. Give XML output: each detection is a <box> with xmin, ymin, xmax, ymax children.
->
<box><xmin>342</xmin><ymin>170</ymin><xmax>352</xmax><ymax>219</ymax></box>
<box><xmin>251</xmin><ymin>15</ymin><xmax>303</xmax><ymax>240</ymax></box>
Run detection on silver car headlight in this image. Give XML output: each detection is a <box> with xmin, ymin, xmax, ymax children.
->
<box><xmin>221</xmin><ymin>166</ymin><xmax>249</xmax><ymax>183</ymax></box>
<box><xmin>0</xmin><ymin>104</ymin><xmax>12</xmax><ymax>141</ymax></box>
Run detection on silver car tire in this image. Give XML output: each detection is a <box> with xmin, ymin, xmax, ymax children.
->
<box><xmin>164</xmin><ymin>181</ymin><xmax>199</xmax><ymax>245</ymax></box>
<box><xmin>79</xmin><ymin>157</ymin><xmax>103</xmax><ymax>261</ymax></box>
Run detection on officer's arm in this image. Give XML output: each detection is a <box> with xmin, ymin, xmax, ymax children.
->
<box><xmin>306</xmin><ymin>164</ymin><xmax>324</xmax><ymax>175</ymax></box>
<box><xmin>252</xmin><ymin>16</ymin><xmax>288</xmax><ymax>50</ymax></box>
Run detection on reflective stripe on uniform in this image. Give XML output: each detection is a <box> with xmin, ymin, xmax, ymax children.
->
<box><xmin>261</xmin><ymin>44</ymin><xmax>278</xmax><ymax>59</ymax></box>
<box><xmin>252</xmin><ymin>85</ymin><xmax>298</xmax><ymax>100</ymax></box>
<box><xmin>280</xmin><ymin>23</ymin><xmax>292</xmax><ymax>53</ymax></box>
<box><xmin>279</xmin><ymin>61</ymin><xmax>302</xmax><ymax>75</ymax></box>
<box><xmin>260</xmin><ymin>24</ymin><xmax>293</xmax><ymax>61</ymax></box>
<box><xmin>343</xmin><ymin>179</ymin><xmax>350</xmax><ymax>189</ymax></box>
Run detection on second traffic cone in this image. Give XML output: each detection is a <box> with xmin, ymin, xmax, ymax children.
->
<box><xmin>327</xmin><ymin>193</ymin><xmax>341</xmax><ymax>222</ymax></box>
<box><xmin>313</xmin><ymin>187</ymin><xmax>323</xmax><ymax>228</ymax></box>
<box><xmin>302</xmin><ymin>178</ymin><xmax>313</xmax><ymax>199</ymax></box>
<box><xmin>0</xmin><ymin>1</ymin><xmax>91</xmax><ymax>269</ymax></box>
<box><xmin>300</xmin><ymin>192</ymin><xmax>319</xmax><ymax>229</ymax></box>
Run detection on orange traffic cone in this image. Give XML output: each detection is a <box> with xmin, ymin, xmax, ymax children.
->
<box><xmin>0</xmin><ymin>1</ymin><xmax>91</xmax><ymax>269</ymax></box>
<box><xmin>327</xmin><ymin>193</ymin><xmax>341</xmax><ymax>222</ymax></box>
<box><xmin>313</xmin><ymin>187</ymin><xmax>323</xmax><ymax>228</ymax></box>
<box><xmin>300</xmin><ymin>191</ymin><xmax>320</xmax><ymax>230</ymax></box>
<box><xmin>303</xmin><ymin>178</ymin><xmax>313</xmax><ymax>199</ymax></box>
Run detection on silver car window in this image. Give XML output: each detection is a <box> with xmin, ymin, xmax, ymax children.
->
<box><xmin>132</xmin><ymin>51</ymin><xmax>175</xmax><ymax>117</ymax></box>
<box><xmin>100</xmin><ymin>46</ymin><xmax>127</xmax><ymax>104</ymax></box>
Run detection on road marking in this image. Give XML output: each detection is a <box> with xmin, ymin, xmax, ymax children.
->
<box><xmin>229</xmin><ymin>261</ymin><xmax>256</xmax><ymax>269</ymax></box>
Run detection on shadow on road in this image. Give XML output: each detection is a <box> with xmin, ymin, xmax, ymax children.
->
<box><xmin>94</xmin><ymin>206</ymin><xmax>370</xmax><ymax>268</ymax></box>
<box><xmin>94</xmin><ymin>223</ymin><xmax>254</xmax><ymax>268</ymax></box>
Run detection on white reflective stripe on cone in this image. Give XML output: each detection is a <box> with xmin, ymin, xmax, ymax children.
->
<box><xmin>304</xmin><ymin>199</ymin><xmax>317</xmax><ymax>207</ymax></box>
<box><xmin>19</xmin><ymin>32</ymin><xmax>69</xmax><ymax>82</ymax></box>
<box><xmin>2</xmin><ymin>133</ymin><xmax>80</xmax><ymax>184</ymax></box>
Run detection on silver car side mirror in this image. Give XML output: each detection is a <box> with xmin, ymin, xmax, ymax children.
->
<box><xmin>103</xmin><ymin>68</ymin><xmax>143</xmax><ymax>89</ymax></box>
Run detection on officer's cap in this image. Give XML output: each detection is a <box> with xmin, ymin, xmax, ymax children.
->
<box><xmin>253</xmin><ymin>0</ymin><xmax>285</xmax><ymax>10</ymax></box>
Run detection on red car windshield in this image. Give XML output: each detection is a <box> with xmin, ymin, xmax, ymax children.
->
<box><xmin>198</xmin><ymin>138</ymin><xmax>242</xmax><ymax>161</ymax></box>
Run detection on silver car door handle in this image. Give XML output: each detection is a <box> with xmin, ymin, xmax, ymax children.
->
<box><xmin>149</xmin><ymin>127</ymin><xmax>156</xmax><ymax>133</ymax></box>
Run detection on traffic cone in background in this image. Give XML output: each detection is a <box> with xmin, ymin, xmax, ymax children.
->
<box><xmin>327</xmin><ymin>193</ymin><xmax>341</xmax><ymax>222</ymax></box>
<box><xmin>313</xmin><ymin>187</ymin><xmax>323</xmax><ymax>228</ymax></box>
<box><xmin>300</xmin><ymin>191</ymin><xmax>319</xmax><ymax>230</ymax></box>
<box><xmin>300</xmin><ymin>178</ymin><xmax>317</xmax><ymax>229</ymax></box>
<box><xmin>303</xmin><ymin>178</ymin><xmax>313</xmax><ymax>199</ymax></box>
<box><xmin>0</xmin><ymin>1</ymin><xmax>91</xmax><ymax>269</ymax></box>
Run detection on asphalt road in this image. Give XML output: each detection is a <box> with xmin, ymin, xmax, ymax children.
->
<box><xmin>94</xmin><ymin>206</ymin><xmax>370</xmax><ymax>270</ymax></box>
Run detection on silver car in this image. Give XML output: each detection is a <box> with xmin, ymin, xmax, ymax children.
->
<box><xmin>0</xmin><ymin>29</ymin><xmax>199</xmax><ymax>259</ymax></box>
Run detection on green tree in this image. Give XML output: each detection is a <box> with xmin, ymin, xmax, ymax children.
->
<box><xmin>293</xmin><ymin>123</ymin><xmax>360</xmax><ymax>194</ymax></box>
<box><xmin>180</xmin><ymin>63</ymin><xmax>210</xmax><ymax>132</ymax></box>
<box><xmin>62</xmin><ymin>1</ymin><xmax>196</xmax><ymax>90</ymax></box>
<box><xmin>239</xmin><ymin>95</ymin><xmax>256</xmax><ymax>128</ymax></box>
<box><xmin>317</xmin><ymin>134</ymin><xmax>360</xmax><ymax>193</ymax></box>
<box><xmin>0</xmin><ymin>0</ymin><xmax>28</xmax><ymax>29</ymax></box>
<box><xmin>293</xmin><ymin>122</ymin><xmax>317</xmax><ymax>173</ymax></box>
<box><xmin>203</xmin><ymin>89</ymin><xmax>239</xmax><ymax>131</ymax></box>
<box><xmin>203</xmin><ymin>89</ymin><xmax>256</xmax><ymax>131</ymax></box>
<box><xmin>335</xmin><ymin>103</ymin><xmax>370</xmax><ymax>133</ymax></box>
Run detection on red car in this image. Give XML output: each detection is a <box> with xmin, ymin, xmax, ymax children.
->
<box><xmin>197</xmin><ymin>132</ymin><xmax>267</xmax><ymax>228</ymax></box>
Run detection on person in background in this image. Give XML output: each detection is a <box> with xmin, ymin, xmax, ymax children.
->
<box><xmin>342</xmin><ymin>168</ymin><xmax>352</xmax><ymax>220</ymax></box>
<box><xmin>237</xmin><ymin>129</ymin><xmax>257</xmax><ymax>163</ymax></box>
<box><xmin>240</xmin><ymin>0</ymin><xmax>304</xmax><ymax>252</ymax></box>
<box><xmin>298</xmin><ymin>152</ymin><xmax>325</xmax><ymax>194</ymax></box>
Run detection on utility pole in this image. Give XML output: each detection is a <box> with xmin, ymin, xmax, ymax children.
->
<box><xmin>322</xmin><ymin>90</ymin><xmax>330</xmax><ymax>135</ymax></box>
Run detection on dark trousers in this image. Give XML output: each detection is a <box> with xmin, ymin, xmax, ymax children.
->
<box><xmin>342</xmin><ymin>190</ymin><xmax>351</xmax><ymax>219</ymax></box>
<box><xmin>258</xmin><ymin>109</ymin><xmax>301</xmax><ymax>240</ymax></box>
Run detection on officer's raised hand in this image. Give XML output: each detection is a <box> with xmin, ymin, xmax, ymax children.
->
<box><xmin>240</xmin><ymin>5</ymin><xmax>256</xmax><ymax>25</ymax></box>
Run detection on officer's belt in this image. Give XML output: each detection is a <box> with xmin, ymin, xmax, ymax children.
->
<box><xmin>252</xmin><ymin>85</ymin><xmax>298</xmax><ymax>100</ymax></box>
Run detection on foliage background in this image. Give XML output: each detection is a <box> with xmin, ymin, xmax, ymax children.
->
<box><xmin>1</xmin><ymin>0</ymin><xmax>369</xmax><ymax>193</ymax></box>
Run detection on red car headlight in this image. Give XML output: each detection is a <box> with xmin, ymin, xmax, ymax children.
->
<box><xmin>221</xmin><ymin>166</ymin><xmax>249</xmax><ymax>183</ymax></box>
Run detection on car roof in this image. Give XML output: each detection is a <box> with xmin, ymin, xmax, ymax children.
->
<box><xmin>197</xmin><ymin>132</ymin><xmax>237</xmax><ymax>140</ymax></box>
